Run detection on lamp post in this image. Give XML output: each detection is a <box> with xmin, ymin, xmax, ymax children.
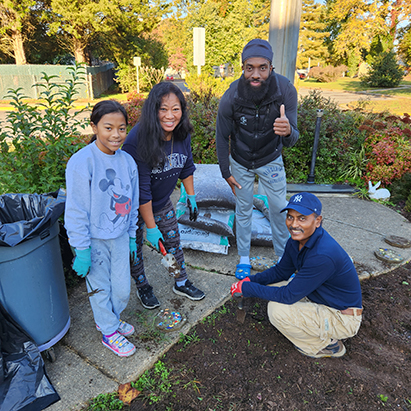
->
<box><xmin>133</xmin><ymin>57</ymin><xmax>141</xmax><ymax>93</ymax></box>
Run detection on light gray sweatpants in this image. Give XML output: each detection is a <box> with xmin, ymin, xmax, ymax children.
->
<box><xmin>230</xmin><ymin>155</ymin><xmax>289</xmax><ymax>257</ymax></box>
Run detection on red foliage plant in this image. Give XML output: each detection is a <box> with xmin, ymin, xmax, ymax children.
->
<box><xmin>123</xmin><ymin>91</ymin><xmax>146</xmax><ymax>128</ymax></box>
<box><xmin>364</xmin><ymin>126</ymin><xmax>411</xmax><ymax>186</ymax></box>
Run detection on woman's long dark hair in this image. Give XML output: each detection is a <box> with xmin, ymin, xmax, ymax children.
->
<box><xmin>137</xmin><ymin>82</ymin><xmax>193</xmax><ymax>168</ymax></box>
<box><xmin>89</xmin><ymin>100</ymin><xmax>128</xmax><ymax>144</ymax></box>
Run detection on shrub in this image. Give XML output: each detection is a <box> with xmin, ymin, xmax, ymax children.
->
<box><xmin>114</xmin><ymin>63</ymin><xmax>140</xmax><ymax>93</ymax></box>
<box><xmin>283</xmin><ymin>90</ymin><xmax>367</xmax><ymax>183</ymax></box>
<box><xmin>184</xmin><ymin>73</ymin><xmax>235</xmax><ymax>101</ymax></box>
<box><xmin>360</xmin><ymin>51</ymin><xmax>404</xmax><ymax>88</ymax></box>
<box><xmin>187</xmin><ymin>92</ymin><xmax>219</xmax><ymax>164</ymax></box>
<box><xmin>139</xmin><ymin>66</ymin><xmax>165</xmax><ymax>91</ymax></box>
<box><xmin>123</xmin><ymin>91</ymin><xmax>146</xmax><ymax>129</ymax></box>
<box><xmin>0</xmin><ymin>65</ymin><xmax>90</xmax><ymax>194</ymax></box>
<box><xmin>308</xmin><ymin>65</ymin><xmax>348</xmax><ymax>83</ymax></box>
<box><xmin>390</xmin><ymin>173</ymin><xmax>411</xmax><ymax>211</ymax></box>
<box><xmin>364</xmin><ymin>127</ymin><xmax>411</xmax><ymax>186</ymax></box>
<box><xmin>115</xmin><ymin>64</ymin><xmax>165</xmax><ymax>93</ymax></box>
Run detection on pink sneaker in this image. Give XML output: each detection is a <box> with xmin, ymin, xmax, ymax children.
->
<box><xmin>96</xmin><ymin>320</ymin><xmax>135</xmax><ymax>336</ymax></box>
<box><xmin>102</xmin><ymin>332</ymin><xmax>136</xmax><ymax>357</ymax></box>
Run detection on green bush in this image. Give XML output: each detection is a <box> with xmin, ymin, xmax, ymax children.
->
<box><xmin>115</xmin><ymin>64</ymin><xmax>165</xmax><ymax>93</ymax></box>
<box><xmin>184</xmin><ymin>73</ymin><xmax>235</xmax><ymax>100</ymax></box>
<box><xmin>360</xmin><ymin>50</ymin><xmax>404</xmax><ymax>88</ymax></box>
<box><xmin>390</xmin><ymin>173</ymin><xmax>411</xmax><ymax>211</ymax></box>
<box><xmin>283</xmin><ymin>90</ymin><xmax>367</xmax><ymax>184</ymax></box>
<box><xmin>115</xmin><ymin>63</ymin><xmax>138</xmax><ymax>93</ymax></box>
<box><xmin>0</xmin><ymin>65</ymin><xmax>90</xmax><ymax>194</ymax></box>
<box><xmin>187</xmin><ymin>92</ymin><xmax>219</xmax><ymax>164</ymax></box>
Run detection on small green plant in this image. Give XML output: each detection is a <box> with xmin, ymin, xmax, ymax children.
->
<box><xmin>340</xmin><ymin>145</ymin><xmax>368</xmax><ymax>180</ymax></box>
<box><xmin>378</xmin><ymin>394</ymin><xmax>388</xmax><ymax>403</ymax></box>
<box><xmin>133</xmin><ymin>311</ymin><xmax>169</xmax><ymax>344</ymax></box>
<box><xmin>86</xmin><ymin>392</ymin><xmax>123</xmax><ymax>410</ymax></box>
<box><xmin>0</xmin><ymin>64</ymin><xmax>90</xmax><ymax>194</ymax></box>
<box><xmin>132</xmin><ymin>360</ymin><xmax>173</xmax><ymax>404</ymax></box>
<box><xmin>178</xmin><ymin>330</ymin><xmax>201</xmax><ymax>348</ymax></box>
<box><xmin>201</xmin><ymin>305</ymin><xmax>229</xmax><ymax>326</ymax></box>
<box><xmin>352</xmin><ymin>184</ymin><xmax>371</xmax><ymax>200</ymax></box>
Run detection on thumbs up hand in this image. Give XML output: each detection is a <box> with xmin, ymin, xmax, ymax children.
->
<box><xmin>273</xmin><ymin>104</ymin><xmax>291</xmax><ymax>136</ymax></box>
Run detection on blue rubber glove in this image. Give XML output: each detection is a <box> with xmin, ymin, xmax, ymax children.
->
<box><xmin>146</xmin><ymin>226</ymin><xmax>164</xmax><ymax>250</ymax></box>
<box><xmin>187</xmin><ymin>194</ymin><xmax>198</xmax><ymax>222</ymax></box>
<box><xmin>72</xmin><ymin>248</ymin><xmax>91</xmax><ymax>278</ymax></box>
<box><xmin>129</xmin><ymin>237</ymin><xmax>137</xmax><ymax>265</ymax></box>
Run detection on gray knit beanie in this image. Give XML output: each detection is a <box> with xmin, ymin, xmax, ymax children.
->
<box><xmin>242</xmin><ymin>39</ymin><xmax>273</xmax><ymax>63</ymax></box>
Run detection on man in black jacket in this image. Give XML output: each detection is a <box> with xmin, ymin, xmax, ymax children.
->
<box><xmin>216</xmin><ymin>39</ymin><xmax>299</xmax><ymax>279</ymax></box>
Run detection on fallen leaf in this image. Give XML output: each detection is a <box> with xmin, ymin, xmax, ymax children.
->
<box><xmin>118</xmin><ymin>382</ymin><xmax>140</xmax><ymax>405</ymax></box>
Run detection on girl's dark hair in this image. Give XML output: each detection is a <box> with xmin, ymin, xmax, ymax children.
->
<box><xmin>89</xmin><ymin>100</ymin><xmax>128</xmax><ymax>144</ymax></box>
<box><xmin>137</xmin><ymin>82</ymin><xmax>193</xmax><ymax>167</ymax></box>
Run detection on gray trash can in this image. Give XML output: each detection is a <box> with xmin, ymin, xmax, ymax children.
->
<box><xmin>0</xmin><ymin>220</ymin><xmax>70</xmax><ymax>351</ymax></box>
<box><xmin>0</xmin><ymin>190</ymin><xmax>70</xmax><ymax>353</ymax></box>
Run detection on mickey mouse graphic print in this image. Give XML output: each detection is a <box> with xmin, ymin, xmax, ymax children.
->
<box><xmin>65</xmin><ymin>142</ymin><xmax>139</xmax><ymax>249</ymax></box>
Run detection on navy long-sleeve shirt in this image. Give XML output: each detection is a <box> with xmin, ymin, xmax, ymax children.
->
<box><xmin>122</xmin><ymin>123</ymin><xmax>195</xmax><ymax>212</ymax></box>
<box><xmin>242</xmin><ymin>226</ymin><xmax>362</xmax><ymax>310</ymax></box>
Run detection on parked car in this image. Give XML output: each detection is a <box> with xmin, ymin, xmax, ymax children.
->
<box><xmin>165</xmin><ymin>74</ymin><xmax>174</xmax><ymax>81</ymax></box>
<box><xmin>296</xmin><ymin>69</ymin><xmax>309</xmax><ymax>80</ymax></box>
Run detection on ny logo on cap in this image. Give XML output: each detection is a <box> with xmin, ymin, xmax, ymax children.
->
<box><xmin>293</xmin><ymin>195</ymin><xmax>303</xmax><ymax>203</ymax></box>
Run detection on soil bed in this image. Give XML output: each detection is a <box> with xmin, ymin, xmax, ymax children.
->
<box><xmin>128</xmin><ymin>262</ymin><xmax>411</xmax><ymax>411</ymax></box>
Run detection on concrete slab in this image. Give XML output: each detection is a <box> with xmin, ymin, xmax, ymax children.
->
<box><xmin>44</xmin><ymin>344</ymin><xmax>118</xmax><ymax>411</ymax></box>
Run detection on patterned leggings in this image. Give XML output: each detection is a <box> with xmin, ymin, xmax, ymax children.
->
<box><xmin>131</xmin><ymin>199</ymin><xmax>187</xmax><ymax>288</ymax></box>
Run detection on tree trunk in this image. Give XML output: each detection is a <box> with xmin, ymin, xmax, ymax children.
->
<box><xmin>73</xmin><ymin>37</ymin><xmax>87</xmax><ymax>63</ymax></box>
<box><xmin>12</xmin><ymin>30</ymin><xmax>27</xmax><ymax>65</ymax></box>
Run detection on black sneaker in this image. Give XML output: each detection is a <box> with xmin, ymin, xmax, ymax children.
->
<box><xmin>172</xmin><ymin>280</ymin><xmax>205</xmax><ymax>301</ymax></box>
<box><xmin>137</xmin><ymin>285</ymin><xmax>160</xmax><ymax>309</ymax></box>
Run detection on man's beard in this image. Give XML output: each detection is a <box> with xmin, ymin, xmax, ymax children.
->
<box><xmin>243</xmin><ymin>77</ymin><xmax>270</xmax><ymax>104</ymax></box>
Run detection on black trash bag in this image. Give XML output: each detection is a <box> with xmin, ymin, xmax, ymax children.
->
<box><xmin>0</xmin><ymin>302</ymin><xmax>60</xmax><ymax>411</ymax></box>
<box><xmin>0</xmin><ymin>189</ymin><xmax>66</xmax><ymax>247</ymax></box>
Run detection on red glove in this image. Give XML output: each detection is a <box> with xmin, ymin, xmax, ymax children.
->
<box><xmin>230</xmin><ymin>277</ymin><xmax>250</xmax><ymax>298</ymax></box>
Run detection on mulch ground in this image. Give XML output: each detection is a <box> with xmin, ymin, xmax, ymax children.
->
<box><xmin>128</xmin><ymin>260</ymin><xmax>411</xmax><ymax>410</ymax></box>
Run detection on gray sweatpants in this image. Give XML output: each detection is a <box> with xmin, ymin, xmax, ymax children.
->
<box><xmin>230</xmin><ymin>155</ymin><xmax>289</xmax><ymax>257</ymax></box>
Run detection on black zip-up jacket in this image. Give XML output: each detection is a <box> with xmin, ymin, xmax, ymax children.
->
<box><xmin>216</xmin><ymin>71</ymin><xmax>299</xmax><ymax>179</ymax></box>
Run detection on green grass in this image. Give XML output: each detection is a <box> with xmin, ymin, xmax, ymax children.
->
<box><xmin>298</xmin><ymin>76</ymin><xmax>411</xmax><ymax>115</ymax></box>
<box><xmin>353</xmin><ymin>98</ymin><xmax>411</xmax><ymax>116</ymax></box>
<box><xmin>298</xmin><ymin>77</ymin><xmax>368</xmax><ymax>92</ymax></box>
<box><xmin>298</xmin><ymin>77</ymin><xmax>411</xmax><ymax>95</ymax></box>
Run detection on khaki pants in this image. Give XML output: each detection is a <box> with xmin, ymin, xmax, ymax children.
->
<box><xmin>267</xmin><ymin>281</ymin><xmax>362</xmax><ymax>356</ymax></box>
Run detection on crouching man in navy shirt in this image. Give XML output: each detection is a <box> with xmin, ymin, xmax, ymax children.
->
<box><xmin>231</xmin><ymin>192</ymin><xmax>363</xmax><ymax>358</ymax></box>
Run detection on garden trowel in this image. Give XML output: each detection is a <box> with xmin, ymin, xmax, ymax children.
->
<box><xmin>158</xmin><ymin>239</ymin><xmax>181</xmax><ymax>278</ymax></box>
<box><xmin>233</xmin><ymin>294</ymin><xmax>246</xmax><ymax>324</ymax></box>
